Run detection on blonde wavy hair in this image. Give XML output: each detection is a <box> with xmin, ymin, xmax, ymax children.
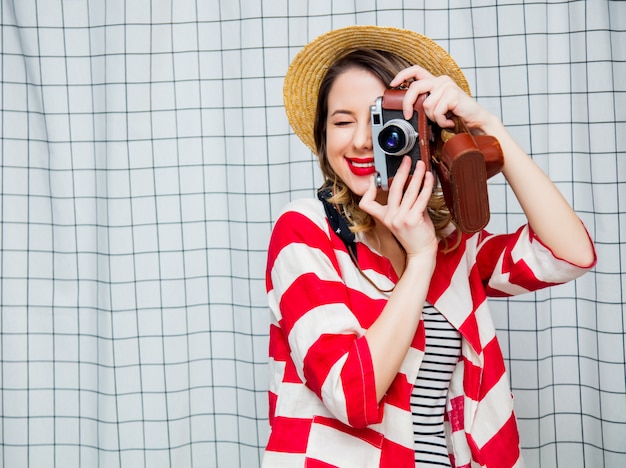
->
<box><xmin>313</xmin><ymin>49</ymin><xmax>457</xmax><ymax>246</ymax></box>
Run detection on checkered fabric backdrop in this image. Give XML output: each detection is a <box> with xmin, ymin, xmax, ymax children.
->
<box><xmin>1</xmin><ymin>1</ymin><xmax>625</xmax><ymax>467</ymax></box>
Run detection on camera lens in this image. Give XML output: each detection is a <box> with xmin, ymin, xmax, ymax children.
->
<box><xmin>378</xmin><ymin>119</ymin><xmax>417</xmax><ymax>155</ymax></box>
<box><xmin>381</xmin><ymin>128</ymin><xmax>404</xmax><ymax>152</ymax></box>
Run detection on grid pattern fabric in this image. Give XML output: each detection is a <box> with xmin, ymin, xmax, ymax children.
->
<box><xmin>0</xmin><ymin>1</ymin><xmax>624</xmax><ymax>467</ymax></box>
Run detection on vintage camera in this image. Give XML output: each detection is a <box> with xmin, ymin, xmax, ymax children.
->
<box><xmin>371</xmin><ymin>89</ymin><xmax>505</xmax><ymax>233</ymax></box>
<box><xmin>370</xmin><ymin>89</ymin><xmax>425</xmax><ymax>190</ymax></box>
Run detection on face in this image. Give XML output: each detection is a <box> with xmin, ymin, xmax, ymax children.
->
<box><xmin>325</xmin><ymin>67</ymin><xmax>387</xmax><ymax>196</ymax></box>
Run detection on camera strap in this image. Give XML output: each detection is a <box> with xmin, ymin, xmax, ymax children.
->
<box><xmin>317</xmin><ymin>186</ymin><xmax>358</xmax><ymax>262</ymax></box>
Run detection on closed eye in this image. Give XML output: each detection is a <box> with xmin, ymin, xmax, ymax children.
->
<box><xmin>330</xmin><ymin>109</ymin><xmax>356</xmax><ymax>127</ymax></box>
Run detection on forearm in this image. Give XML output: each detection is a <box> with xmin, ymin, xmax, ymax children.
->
<box><xmin>365</xmin><ymin>252</ymin><xmax>435</xmax><ymax>402</ymax></box>
<box><xmin>482</xmin><ymin>116</ymin><xmax>595</xmax><ymax>266</ymax></box>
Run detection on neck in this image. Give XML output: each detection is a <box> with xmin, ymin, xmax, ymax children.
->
<box><xmin>367</xmin><ymin>223</ymin><xmax>406</xmax><ymax>277</ymax></box>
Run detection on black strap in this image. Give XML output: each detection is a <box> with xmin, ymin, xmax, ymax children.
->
<box><xmin>317</xmin><ymin>186</ymin><xmax>358</xmax><ymax>261</ymax></box>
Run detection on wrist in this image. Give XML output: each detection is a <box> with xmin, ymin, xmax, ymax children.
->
<box><xmin>476</xmin><ymin>111</ymin><xmax>506</xmax><ymax>136</ymax></box>
<box><xmin>404</xmin><ymin>248</ymin><xmax>437</xmax><ymax>274</ymax></box>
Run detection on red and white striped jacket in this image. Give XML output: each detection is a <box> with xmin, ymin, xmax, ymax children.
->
<box><xmin>264</xmin><ymin>198</ymin><xmax>594</xmax><ymax>468</ymax></box>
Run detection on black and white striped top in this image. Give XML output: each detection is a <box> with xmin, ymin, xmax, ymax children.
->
<box><xmin>412</xmin><ymin>304</ymin><xmax>462</xmax><ymax>467</ymax></box>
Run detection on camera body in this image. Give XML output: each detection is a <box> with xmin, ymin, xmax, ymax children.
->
<box><xmin>370</xmin><ymin>90</ymin><xmax>423</xmax><ymax>190</ymax></box>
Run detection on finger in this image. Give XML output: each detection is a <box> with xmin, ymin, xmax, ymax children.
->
<box><xmin>358</xmin><ymin>175</ymin><xmax>384</xmax><ymax>219</ymax></box>
<box><xmin>386</xmin><ymin>156</ymin><xmax>412</xmax><ymax>206</ymax></box>
<box><xmin>422</xmin><ymin>78</ymin><xmax>471</xmax><ymax>127</ymax></box>
<box><xmin>390</xmin><ymin>65</ymin><xmax>435</xmax><ymax>88</ymax></box>
<box><xmin>402</xmin><ymin>81</ymin><xmax>436</xmax><ymax>120</ymax></box>
<box><xmin>414</xmin><ymin>169</ymin><xmax>435</xmax><ymax>210</ymax></box>
<box><xmin>424</xmin><ymin>92</ymin><xmax>455</xmax><ymax>128</ymax></box>
<box><xmin>398</xmin><ymin>159</ymin><xmax>426</xmax><ymax>209</ymax></box>
<box><xmin>359</xmin><ymin>174</ymin><xmax>377</xmax><ymax>206</ymax></box>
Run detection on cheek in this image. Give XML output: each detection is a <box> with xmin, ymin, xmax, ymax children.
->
<box><xmin>325</xmin><ymin>127</ymin><xmax>349</xmax><ymax>155</ymax></box>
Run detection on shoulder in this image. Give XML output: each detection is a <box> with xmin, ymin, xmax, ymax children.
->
<box><xmin>277</xmin><ymin>197</ymin><xmax>326</xmax><ymax>223</ymax></box>
<box><xmin>269</xmin><ymin>198</ymin><xmax>332</xmax><ymax>253</ymax></box>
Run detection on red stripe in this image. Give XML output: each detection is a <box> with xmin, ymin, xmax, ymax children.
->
<box><xmin>304</xmin><ymin>459</ymin><xmax>337</xmax><ymax>468</ymax></box>
<box><xmin>501</xmin><ymin>256</ymin><xmax>557</xmax><ymax>292</ymax></box>
<box><xmin>461</xmin><ymin>265</ymin><xmax>488</xmax><ymax>350</ymax></box>
<box><xmin>461</xmin><ymin>339</ymin><xmax>506</xmax><ymax>402</ymax></box>
<box><xmin>268</xmin><ymin>391</ymin><xmax>277</xmax><ymax>426</ymax></box>
<box><xmin>427</xmin><ymin>233</ymin><xmax>467</xmax><ymax>304</ymax></box>
<box><xmin>312</xmin><ymin>415</ymin><xmax>384</xmax><ymax>448</ymax></box>
<box><xmin>344</xmin><ymin>336</ymin><xmax>382</xmax><ymax>427</ymax></box>
<box><xmin>304</xmin><ymin>333</ymin><xmax>356</xmax><ymax>399</ymax></box>
<box><xmin>384</xmin><ymin>372</ymin><xmax>413</xmax><ymax>411</ymax></box>
<box><xmin>266</xmin><ymin>416</ymin><xmax>312</xmax><ymax>453</ymax></box>
<box><xmin>411</xmin><ymin>318</ymin><xmax>426</xmax><ymax>351</ymax></box>
<box><xmin>278</xmin><ymin>274</ymin><xmax>348</xmax><ymax>334</ymax></box>
<box><xmin>471</xmin><ymin>413</ymin><xmax>520</xmax><ymax>468</ymax></box>
<box><xmin>479</xmin><ymin>338</ymin><xmax>506</xmax><ymax>399</ymax></box>
<box><xmin>347</xmin><ymin>288</ymin><xmax>387</xmax><ymax>328</ymax></box>
<box><xmin>475</xmin><ymin>230</ymin><xmax>515</xmax><ymax>285</ymax></box>
<box><xmin>304</xmin><ymin>336</ymin><xmax>381</xmax><ymax>427</ymax></box>
<box><xmin>268</xmin><ymin>323</ymin><xmax>289</xmax><ymax>361</ymax></box>
<box><xmin>459</xmin><ymin>313</ymin><xmax>482</xmax><ymax>355</ymax></box>
<box><xmin>480</xmin><ymin>226</ymin><xmax>559</xmax><ymax>295</ymax></box>
<box><xmin>462</xmin><ymin>355</ymin><xmax>482</xmax><ymax>401</ymax></box>
<box><xmin>469</xmin><ymin>263</ymin><xmax>487</xmax><ymax>307</ymax></box>
<box><xmin>268</xmin><ymin>323</ymin><xmax>302</xmax><ymax>384</ymax></box>
<box><xmin>275</xmin><ymin>251</ymin><xmax>388</xmax><ymax>337</ymax></box>
<box><xmin>354</xmin><ymin>242</ymin><xmax>400</xmax><ymax>283</ymax></box>
<box><xmin>283</xmin><ymin>358</ymin><xmax>302</xmax><ymax>383</ymax></box>
<box><xmin>266</xmin><ymin>210</ymin><xmax>340</xmax><ymax>292</ymax></box>
<box><xmin>379</xmin><ymin>436</ymin><xmax>415</xmax><ymax>468</ymax></box>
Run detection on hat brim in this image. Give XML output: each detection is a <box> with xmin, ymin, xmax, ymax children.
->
<box><xmin>283</xmin><ymin>25</ymin><xmax>470</xmax><ymax>153</ymax></box>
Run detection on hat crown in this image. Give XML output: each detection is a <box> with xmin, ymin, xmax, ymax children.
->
<box><xmin>283</xmin><ymin>25</ymin><xmax>469</xmax><ymax>153</ymax></box>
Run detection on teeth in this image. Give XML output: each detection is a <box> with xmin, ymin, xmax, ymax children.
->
<box><xmin>351</xmin><ymin>160</ymin><xmax>374</xmax><ymax>168</ymax></box>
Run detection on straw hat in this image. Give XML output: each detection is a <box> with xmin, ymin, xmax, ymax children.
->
<box><xmin>283</xmin><ymin>25</ymin><xmax>470</xmax><ymax>153</ymax></box>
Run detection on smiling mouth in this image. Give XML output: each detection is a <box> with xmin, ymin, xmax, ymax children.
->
<box><xmin>350</xmin><ymin>160</ymin><xmax>374</xmax><ymax>168</ymax></box>
<box><xmin>347</xmin><ymin>158</ymin><xmax>376</xmax><ymax>175</ymax></box>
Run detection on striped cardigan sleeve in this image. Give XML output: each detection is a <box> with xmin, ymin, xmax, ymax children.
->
<box><xmin>266</xmin><ymin>199</ymin><xmax>384</xmax><ymax>428</ymax></box>
<box><xmin>475</xmin><ymin>224</ymin><xmax>596</xmax><ymax>297</ymax></box>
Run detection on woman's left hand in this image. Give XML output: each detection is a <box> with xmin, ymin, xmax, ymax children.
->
<box><xmin>390</xmin><ymin>65</ymin><xmax>496</xmax><ymax>133</ymax></box>
<box><xmin>391</xmin><ymin>66</ymin><xmax>596</xmax><ymax>267</ymax></box>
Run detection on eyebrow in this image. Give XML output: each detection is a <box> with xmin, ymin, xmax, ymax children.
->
<box><xmin>329</xmin><ymin>109</ymin><xmax>354</xmax><ymax>118</ymax></box>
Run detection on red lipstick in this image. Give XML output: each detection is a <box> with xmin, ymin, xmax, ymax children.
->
<box><xmin>346</xmin><ymin>157</ymin><xmax>376</xmax><ymax>176</ymax></box>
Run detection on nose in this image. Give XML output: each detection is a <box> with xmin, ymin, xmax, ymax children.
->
<box><xmin>353</xmin><ymin>119</ymin><xmax>373</xmax><ymax>152</ymax></box>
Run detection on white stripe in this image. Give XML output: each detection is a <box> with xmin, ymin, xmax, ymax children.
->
<box><xmin>288</xmin><ymin>303</ymin><xmax>364</xmax><ymax>372</ymax></box>
<box><xmin>267</xmin><ymin>357</ymin><xmax>285</xmax><ymax>395</ymax></box>
<box><xmin>474</xmin><ymin>303</ymin><xmax>497</xmax><ymax>352</ymax></box>
<box><xmin>262</xmin><ymin>451</ymin><xmax>306</xmax><ymax>468</ymax></box>
<box><xmin>468</xmin><ymin>374</ymin><xmax>515</xmax><ymax>448</ymax></box>
<box><xmin>320</xmin><ymin>354</ymin><xmax>350</xmax><ymax>423</ymax></box>
<box><xmin>370</xmin><ymin>403</ymin><xmax>415</xmax><ymax>449</ymax></box>
<box><xmin>273</xmin><ymin>381</ymin><xmax>332</xmax><ymax>419</ymax></box>
<box><xmin>306</xmin><ymin>420</ymin><xmax>382</xmax><ymax>468</ymax></box>
<box><xmin>271</xmin><ymin>241</ymin><xmax>341</xmax><ymax>299</ymax></box>
<box><xmin>279</xmin><ymin>198</ymin><xmax>332</xmax><ymax>231</ymax></box>
<box><xmin>429</xmin><ymin>259</ymin><xmax>475</xmax><ymax>331</ymax></box>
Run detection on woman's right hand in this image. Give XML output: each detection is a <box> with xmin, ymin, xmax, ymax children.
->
<box><xmin>359</xmin><ymin>156</ymin><xmax>438</xmax><ymax>261</ymax></box>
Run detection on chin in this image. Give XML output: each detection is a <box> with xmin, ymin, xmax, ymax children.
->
<box><xmin>345</xmin><ymin>180</ymin><xmax>370</xmax><ymax>197</ymax></box>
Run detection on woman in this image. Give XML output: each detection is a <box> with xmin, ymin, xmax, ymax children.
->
<box><xmin>264</xmin><ymin>25</ymin><xmax>595</xmax><ymax>468</ymax></box>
